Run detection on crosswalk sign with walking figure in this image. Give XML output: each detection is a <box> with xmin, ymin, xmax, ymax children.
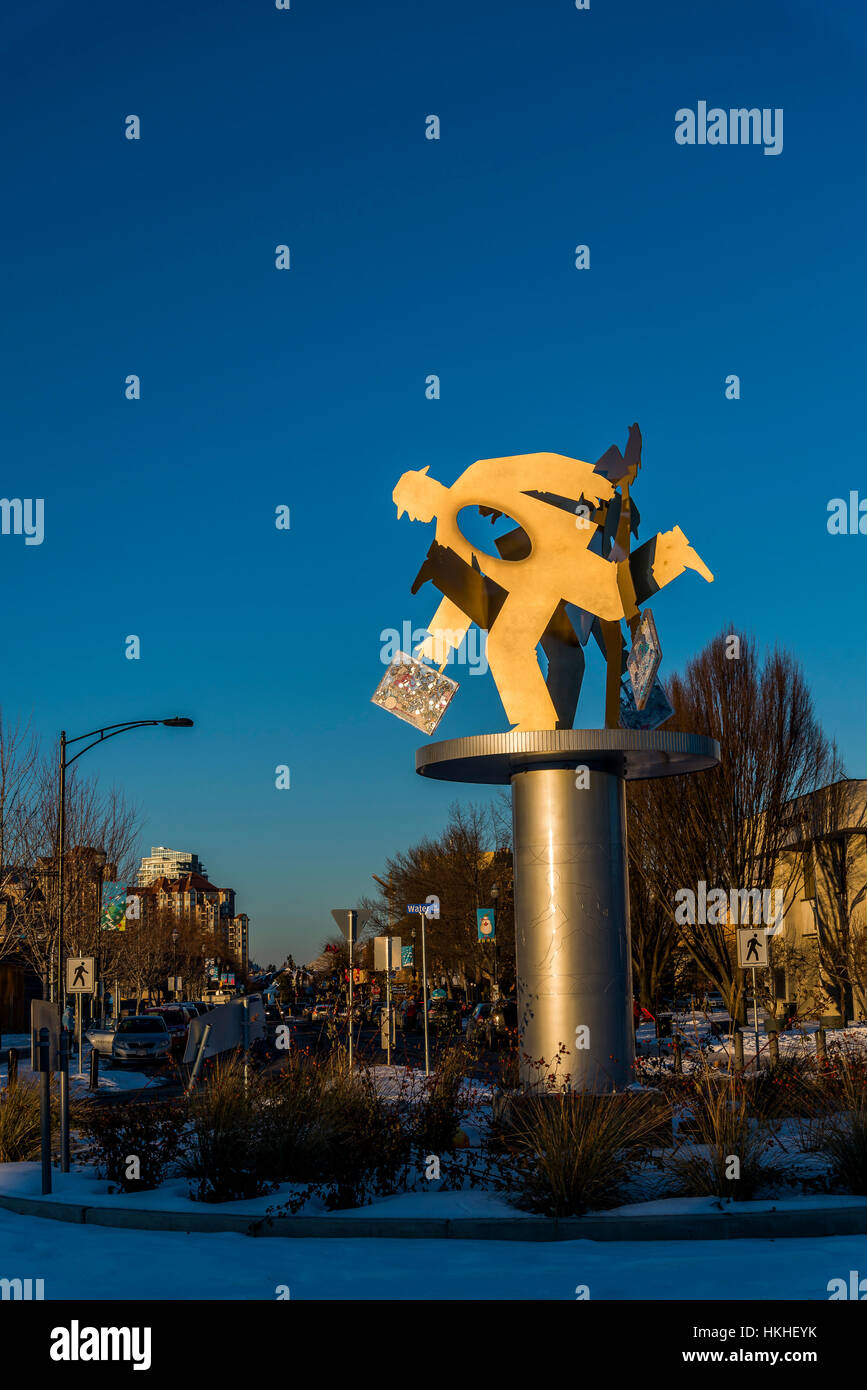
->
<box><xmin>66</xmin><ymin>956</ymin><xmax>96</xmax><ymax>993</ymax></box>
<box><xmin>737</xmin><ymin>929</ymin><xmax>769</xmax><ymax>969</ymax></box>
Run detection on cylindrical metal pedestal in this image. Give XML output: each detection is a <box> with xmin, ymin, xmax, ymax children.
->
<box><xmin>416</xmin><ymin>729</ymin><xmax>720</xmax><ymax>1095</ymax></box>
<box><xmin>512</xmin><ymin>765</ymin><xmax>632</xmax><ymax>1091</ymax></box>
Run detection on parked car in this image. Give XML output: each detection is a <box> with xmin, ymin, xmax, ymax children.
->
<box><xmin>311</xmin><ymin>1002</ymin><xmax>335</xmax><ymax>1022</ymax></box>
<box><xmin>486</xmin><ymin>999</ymin><xmax>518</xmax><ymax>1050</ymax></box>
<box><xmin>144</xmin><ymin>1005</ymin><xmax>190</xmax><ymax>1053</ymax></box>
<box><xmin>264</xmin><ymin>1003</ymin><xmax>284</xmax><ymax>1035</ymax></box>
<box><xmin>466</xmin><ymin>1002</ymin><xmax>493</xmax><ymax>1045</ymax></box>
<box><xmin>85</xmin><ymin>1020</ymin><xmax>118</xmax><ymax>1056</ymax></box>
<box><xmin>670</xmin><ymin>996</ymin><xmax>696</xmax><ymax>1014</ymax></box>
<box><xmin>428</xmin><ymin>998</ymin><xmax>463</xmax><ymax>1036</ymax></box>
<box><xmin>111</xmin><ymin>1015</ymin><xmax>172</xmax><ymax>1067</ymax></box>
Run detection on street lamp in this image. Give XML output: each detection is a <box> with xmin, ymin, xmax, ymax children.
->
<box><xmin>171</xmin><ymin>929</ymin><xmax>179</xmax><ymax>1002</ymax></box>
<box><xmin>56</xmin><ymin>716</ymin><xmax>194</xmax><ymax>1010</ymax></box>
<box><xmin>490</xmin><ymin>883</ymin><xmax>500</xmax><ymax>998</ymax></box>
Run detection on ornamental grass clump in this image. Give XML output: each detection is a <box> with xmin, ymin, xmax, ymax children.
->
<box><xmin>501</xmin><ymin>1089</ymin><xmax>668</xmax><ymax>1217</ymax></box>
<box><xmin>665</xmin><ymin>1072</ymin><xmax>780</xmax><ymax>1199</ymax></box>
<box><xmin>315</xmin><ymin>1058</ymin><xmax>412</xmax><ymax>1209</ymax></box>
<box><xmin>0</xmin><ymin>1079</ymin><xmax>43</xmax><ymax>1163</ymax></box>
<box><xmin>254</xmin><ymin>1051</ymin><xmax>330</xmax><ymax>1184</ymax></box>
<box><xmin>181</xmin><ymin>1056</ymin><xmax>270</xmax><ymax>1203</ymax></box>
<box><xmin>412</xmin><ymin>1045</ymin><xmax>473</xmax><ymax>1154</ymax></box>
<box><xmin>820</xmin><ymin>1047</ymin><xmax>867</xmax><ymax>1196</ymax></box>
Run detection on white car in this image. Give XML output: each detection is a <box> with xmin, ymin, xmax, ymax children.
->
<box><xmin>85</xmin><ymin>1020</ymin><xmax>118</xmax><ymax>1056</ymax></box>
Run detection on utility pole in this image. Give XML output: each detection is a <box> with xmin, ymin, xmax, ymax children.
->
<box><xmin>347</xmin><ymin>909</ymin><xmax>355</xmax><ymax>1075</ymax></box>
<box><xmin>56</xmin><ymin>731</ymin><xmax>66</xmax><ymax>1008</ymax></box>
<box><xmin>420</xmin><ymin>906</ymin><xmax>430</xmax><ymax>1076</ymax></box>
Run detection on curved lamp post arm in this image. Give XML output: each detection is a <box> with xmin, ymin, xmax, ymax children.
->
<box><xmin>56</xmin><ymin>716</ymin><xmax>193</xmax><ymax>1008</ymax></box>
<box><xmin>63</xmin><ymin>718</ymin><xmax>193</xmax><ymax>768</ymax></box>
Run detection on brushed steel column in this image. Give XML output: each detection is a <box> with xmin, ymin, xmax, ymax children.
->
<box><xmin>511</xmin><ymin>765</ymin><xmax>634</xmax><ymax>1092</ymax></box>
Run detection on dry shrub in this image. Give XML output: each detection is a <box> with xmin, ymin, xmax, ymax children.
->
<box><xmin>80</xmin><ymin>1099</ymin><xmax>185</xmax><ymax>1192</ymax></box>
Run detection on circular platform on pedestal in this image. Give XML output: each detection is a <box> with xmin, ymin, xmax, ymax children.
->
<box><xmin>415</xmin><ymin>728</ymin><xmax>720</xmax><ymax>784</ymax></box>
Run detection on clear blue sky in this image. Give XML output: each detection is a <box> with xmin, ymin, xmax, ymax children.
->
<box><xmin>2</xmin><ymin>0</ymin><xmax>864</xmax><ymax>965</ymax></box>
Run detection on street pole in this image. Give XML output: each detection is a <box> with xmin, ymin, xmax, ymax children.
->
<box><xmin>752</xmin><ymin>965</ymin><xmax>760</xmax><ymax>1071</ymax></box>
<box><xmin>347</xmin><ymin>909</ymin><xmax>354</xmax><ymax>1075</ymax></box>
<box><xmin>38</xmin><ymin>1028</ymin><xmax>51</xmax><ymax>1195</ymax></box>
<box><xmin>241</xmin><ymin>996</ymin><xmax>250</xmax><ymax>1093</ymax></box>
<box><xmin>53</xmin><ymin>716</ymin><xmax>193</xmax><ymax>1009</ymax></box>
<box><xmin>56</xmin><ymin>731</ymin><xmax>66</xmax><ymax>1008</ymax></box>
<box><xmin>76</xmin><ymin>992</ymin><xmax>83</xmax><ymax>1076</ymax></box>
<box><xmin>95</xmin><ymin>861</ymin><xmax>103</xmax><ymax>1026</ymax></box>
<box><xmin>386</xmin><ymin>952</ymin><xmax>392</xmax><ymax>1067</ymax></box>
<box><xmin>421</xmin><ymin>909</ymin><xmax>430</xmax><ymax>1077</ymax></box>
<box><xmin>59</xmin><ymin>1030</ymin><xmax>70</xmax><ymax>1173</ymax></box>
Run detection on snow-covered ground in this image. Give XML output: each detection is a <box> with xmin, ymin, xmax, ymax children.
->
<box><xmin>0</xmin><ymin>1202</ymin><xmax>863</xmax><ymax>1299</ymax></box>
<box><xmin>0</xmin><ymin>1033</ymin><xmax>174</xmax><ymax>1095</ymax></box>
<box><xmin>636</xmin><ymin>1017</ymin><xmax>867</xmax><ymax>1071</ymax></box>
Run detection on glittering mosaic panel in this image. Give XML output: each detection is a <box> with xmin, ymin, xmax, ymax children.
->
<box><xmin>626</xmin><ymin>608</ymin><xmax>662</xmax><ymax>711</ymax></box>
<box><xmin>371</xmin><ymin>651</ymin><xmax>459</xmax><ymax>735</ymax></box>
<box><xmin>619</xmin><ymin>674</ymin><xmax>674</xmax><ymax>731</ymax></box>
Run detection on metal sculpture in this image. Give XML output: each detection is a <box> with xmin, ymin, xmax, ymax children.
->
<box><xmin>391</xmin><ymin>425</ymin><xmax>712</xmax><ymax>730</ymax></box>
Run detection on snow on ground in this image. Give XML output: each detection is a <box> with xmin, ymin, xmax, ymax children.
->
<box><xmin>0</xmin><ymin>1162</ymin><xmax>531</xmax><ymax>1219</ymax></box>
<box><xmin>366</xmin><ymin>1063</ymin><xmax>492</xmax><ymax>1103</ymax></box>
<box><xmin>4</xmin><ymin>1159</ymin><xmax>865</xmax><ymax>1224</ymax></box>
<box><xmin>0</xmin><ymin>1034</ymin><xmax>174</xmax><ymax>1095</ymax></box>
<box><xmin>0</xmin><ymin>1203</ymin><xmax>864</xmax><ymax>1300</ymax></box>
<box><xmin>635</xmin><ymin>1018</ymin><xmax>867</xmax><ymax>1076</ymax></box>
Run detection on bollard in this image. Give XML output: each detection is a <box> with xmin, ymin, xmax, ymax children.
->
<box><xmin>7</xmin><ymin>1048</ymin><xmax>18</xmax><ymax>1087</ymax></box>
<box><xmin>816</xmin><ymin>1027</ymin><xmax>826</xmax><ymax>1066</ymax></box>
<box><xmin>673</xmin><ymin>1035</ymin><xmax>683</xmax><ymax>1074</ymax></box>
<box><xmin>768</xmin><ymin>1033</ymin><xmax>780</xmax><ymax>1067</ymax></box>
<box><xmin>733</xmin><ymin>1030</ymin><xmax>745</xmax><ymax>1074</ymax></box>
<box><xmin>59</xmin><ymin>1030</ymin><xmax>70</xmax><ymax>1173</ymax></box>
<box><xmin>89</xmin><ymin>1045</ymin><xmax>99</xmax><ymax>1091</ymax></box>
<box><xmin>38</xmin><ymin>1027</ymin><xmax>52</xmax><ymax>1195</ymax></box>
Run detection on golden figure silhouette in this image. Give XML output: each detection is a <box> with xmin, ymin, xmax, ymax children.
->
<box><xmin>393</xmin><ymin>430</ymin><xmax>713</xmax><ymax>732</ymax></box>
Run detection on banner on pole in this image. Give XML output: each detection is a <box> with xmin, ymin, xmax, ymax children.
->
<box><xmin>476</xmin><ymin>908</ymin><xmax>496</xmax><ymax>941</ymax></box>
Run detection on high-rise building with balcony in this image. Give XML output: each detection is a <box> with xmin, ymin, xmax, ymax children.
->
<box><xmin>137</xmin><ymin>846</ymin><xmax>207</xmax><ymax>886</ymax></box>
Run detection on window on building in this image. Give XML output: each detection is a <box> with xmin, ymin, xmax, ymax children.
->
<box><xmin>802</xmin><ymin>849</ymin><xmax>816</xmax><ymax>900</ymax></box>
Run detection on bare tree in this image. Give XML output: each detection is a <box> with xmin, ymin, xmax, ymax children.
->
<box><xmin>628</xmin><ymin>630</ymin><xmax>838</xmax><ymax>1022</ymax></box>
<box><xmin>627</xmin><ymin>777</ymin><xmax>685</xmax><ymax>1010</ymax></box>
<box><xmin>0</xmin><ymin>713</ymin><xmax>40</xmax><ymax>964</ymax></box>
<box><xmin>16</xmin><ymin>751</ymin><xmax>141</xmax><ymax>998</ymax></box>
<box><xmin>781</xmin><ymin>778</ymin><xmax>867</xmax><ymax>1022</ymax></box>
<box><xmin>371</xmin><ymin>801</ymin><xmax>513</xmax><ymax>996</ymax></box>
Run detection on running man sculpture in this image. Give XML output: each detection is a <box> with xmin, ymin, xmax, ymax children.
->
<box><xmin>393</xmin><ymin>425</ymin><xmax>713</xmax><ymax>731</ymax></box>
